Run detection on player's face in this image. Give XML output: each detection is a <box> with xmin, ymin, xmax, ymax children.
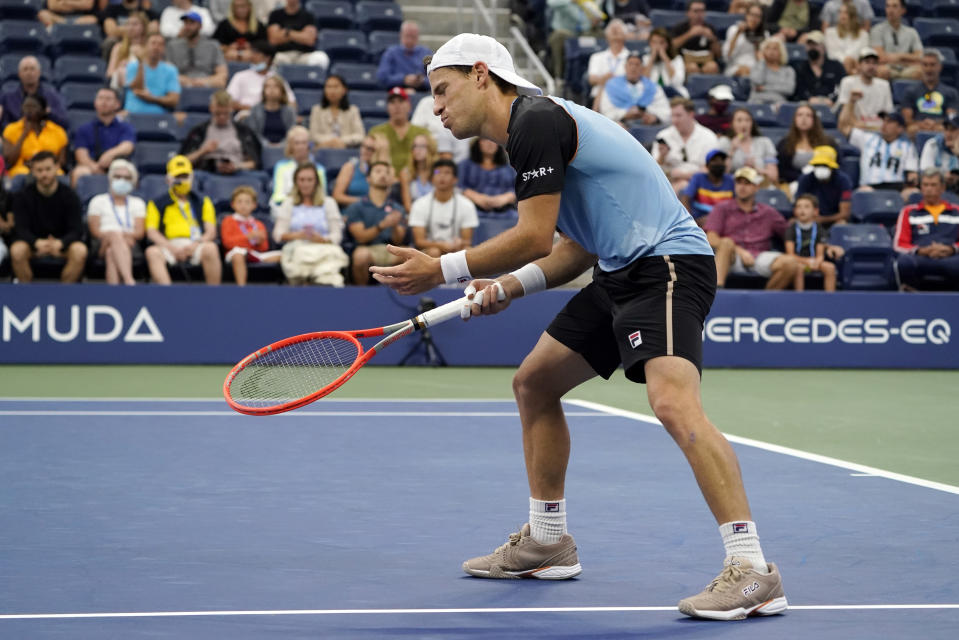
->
<box><xmin>430</xmin><ymin>67</ymin><xmax>484</xmax><ymax>140</ymax></box>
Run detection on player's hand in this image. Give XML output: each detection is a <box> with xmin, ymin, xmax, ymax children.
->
<box><xmin>462</xmin><ymin>279</ymin><xmax>509</xmax><ymax>320</ymax></box>
<box><xmin>369</xmin><ymin>244</ymin><xmax>444</xmax><ymax>294</ymax></box>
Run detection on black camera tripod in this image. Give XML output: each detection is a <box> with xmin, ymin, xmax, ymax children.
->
<box><xmin>398</xmin><ymin>297</ymin><xmax>448</xmax><ymax>366</ymax></box>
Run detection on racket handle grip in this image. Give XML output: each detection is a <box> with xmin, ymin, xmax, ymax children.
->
<box><xmin>418</xmin><ymin>283</ymin><xmax>505</xmax><ymax>328</ymax></box>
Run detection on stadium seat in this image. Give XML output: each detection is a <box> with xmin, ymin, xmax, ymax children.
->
<box><xmin>315</xmin><ymin>147</ymin><xmax>359</xmax><ymax>178</ymax></box>
<box><xmin>261</xmin><ymin>145</ymin><xmax>286</xmax><ymax>173</ymax></box>
<box><xmin>0</xmin><ymin>0</ymin><xmax>42</xmax><ymax>20</ymax></box>
<box><xmin>912</xmin><ymin>17</ymin><xmax>959</xmax><ymax>48</ymax></box>
<box><xmin>363</xmin><ymin>116</ymin><xmax>386</xmax><ymax>131</ymax></box>
<box><xmin>49</xmin><ymin>23</ymin><xmax>102</xmax><ymax>57</ymax></box>
<box><xmin>125</xmin><ymin>112</ymin><xmax>179</xmax><ymax>142</ymax></box>
<box><xmin>75</xmin><ymin>174</ymin><xmax>109</xmax><ymax>205</ymax></box>
<box><xmin>67</xmin><ymin>109</ymin><xmax>96</xmax><ymax>133</ymax></box>
<box><xmin>136</xmin><ymin>174</ymin><xmax>171</xmax><ymax>203</ymax></box>
<box><xmin>133</xmin><ymin>141</ymin><xmax>180</xmax><ymax>175</ymax></box>
<box><xmin>756</xmin><ymin>188</ymin><xmax>792</xmax><ymax>217</ymax></box>
<box><xmin>648</xmin><ymin>9</ymin><xmax>685</xmax><ymax>28</ymax></box>
<box><xmin>294</xmin><ymin>88</ymin><xmax>324</xmax><ymax>115</ymax></box>
<box><xmin>706</xmin><ymin>11</ymin><xmax>743</xmax><ymax>33</ymax></box>
<box><xmin>178</xmin><ymin>112</ymin><xmax>208</xmax><ymax>139</ymax></box>
<box><xmin>813</xmin><ymin>104</ymin><xmax>837</xmax><ymax>129</ymax></box>
<box><xmin>850</xmin><ymin>189</ymin><xmax>903</xmax><ymax>225</ymax></box>
<box><xmin>317</xmin><ymin>29</ymin><xmax>368</xmax><ymax>63</ymax></box>
<box><xmin>277</xmin><ymin>63</ymin><xmax>326</xmax><ymax>90</ymax></box>
<box><xmin>307</xmin><ymin>0</ymin><xmax>356</xmax><ymax>30</ymax></box>
<box><xmin>0</xmin><ymin>20</ymin><xmax>48</xmax><ymax>54</ymax></box>
<box><xmin>226</xmin><ymin>61</ymin><xmax>248</xmax><ymax>80</ymax></box>
<box><xmin>59</xmin><ymin>82</ymin><xmax>102</xmax><ymax>110</ymax></box>
<box><xmin>685</xmin><ymin>74</ymin><xmax>730</xmax><ymax>100</ymax></box>
<box><xmin>906</xmin><ymin>189</ymin><xmax>959</xmax><ymax>205</ymax></box>
<box><xmin>932</xmin><ymin>0</ymin><xmax>959</xmax><ymax>19</ymax></box>
<box><xmin>178</xmin><ymin>86</ymin><xmax>218</xmax><ymax>113</ymax></box>
<box><xmin>628</xmin><ymin>124</ymin><xmax>667</xmax><ymax>148</ymax></box>
<box><xmin>329</xmin><ymin>62</ymin><xmax>379</xmax><ymax>90</ymax></box>
<box><xmin>350</xmin><ymin>89</ymin><xmax>387</xmax><ymax>118</ymax></box>
<box><xmin>786</xmin><ymin>43</ymin><xmax>806</xmax><ymax>65</ymax></box>
<box><xmin>354</xmin><ymin>1</ymin><xmax>403</xmax><ymax>33</ymax></box>
<box><xmin>745</xmin><ymin>103</ymin><xmax>779</xmax><ymax>127</ymax></box>
<box><xmin>368</xmin><ymin>30</ymin><xmax>399</xmax><ymax>60</ymax></box>
<box><xmin>54</xmin><ymin>56</ymin><xmax>106</xmax><ymax>85</ymax></box>
<box><xmin>829</xmin><ymin>224</ymin><xmax>897</xmax><ymax>289</ymax></box>
<box><xmin>840</xmin><ymin>156</ymin><xmax>860</xmax><ymax>188</ymax></box>
<box><xmin>563</xmin><ymin>36</ymin><xmax>604</xmax><ymax>98</ymax></box>
<box><xmin>762</xmin><ymin>126</ymin><xmax>788</xmax><ymax>145</ymax></box>
<box><xmin>204</xmin><ymin>174</ymin><xmax>271</xmax><ymax>212</ymax></box>
<box><xmin>891</xmin><ymin>79</ymin><xmax>920</xmax><ymax>106</ymax></box>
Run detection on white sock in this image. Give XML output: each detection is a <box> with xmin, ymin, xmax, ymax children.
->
<box><xmin>719</xmin><ymin>521</ymin><xmax>769</xmax><ymax>574</ymax></box>
<box><xmin>529</xmin><ymin>497</ymin><xmax>566</xmax><ymax>544</ymax></box>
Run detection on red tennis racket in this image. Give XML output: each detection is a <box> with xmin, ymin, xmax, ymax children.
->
<box><xmin>223</xmin><ymin>286</ymin><xmax>502</xmax><ymax>416</ymax></box>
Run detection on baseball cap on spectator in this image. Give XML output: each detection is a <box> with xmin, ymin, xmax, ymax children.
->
<box><xmin>882</xmin><ymin>111</ymin><xmax>906</xmax><ymax>127</ymax></box>
<box><xmin>945</xmin><ymin>115</ymin><xmax>959</xmax><ymax>129</ymax></box>
<box><xmin>805</xmin><ymin>30</ymin><xmax>825</xmax><ymax>44</ymax></box>
<box><xmin>167</xmin><ymin>155</ymin><xmax>193</xmax><ymax>176</ymax></box>
<box><xmin>734</xmin><ymin>166</ymin><xmax>763</xmax><ymax>185</ymax></box>
<box><xmin>426</xmin><ymin>33</ymin><xmax>543</xmax><ymax>96</ymax></box>
<box><xmin>809</xmin><ymin>145</ymin><xmax>839</xmax><ymax>169</ymax></box>
<box><xmin>708</xmin><ymin>84</ymin><xmax>734</xmax><ymax>101</ymax></box>
<box><xmin>705</xmin><ymin>149</ymin><xmax>728</xmax><ymax>163</ymax></box>
<box><xmin>180</xmin><ymin>11</ymin><xmax>203</xmax><ymax>22</ymax></box>
<box><xmin>387</xmin><ymin>86</ymin><xmax>410</xmax><ymax>101</ymax></box>
<box><xmin>859</xmin><ymin>47</ymin><xmax>879</xmax><ymax>61</ymax></box>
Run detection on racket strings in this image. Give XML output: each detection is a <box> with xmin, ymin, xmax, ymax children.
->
<box><xmin>228</xmin><ymin>336</ymin><xmax>361</xmax><ymax>408</ymax></box>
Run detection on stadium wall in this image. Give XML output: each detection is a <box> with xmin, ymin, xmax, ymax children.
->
<box><xmin>0</xmin><ymin>284</ymin><xmax>956</xmax><ymax>368</ymax></box>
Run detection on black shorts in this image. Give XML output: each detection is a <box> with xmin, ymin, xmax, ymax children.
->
<box><xmin>546</xmin><ymin>254</ymin><xmax>716</xmax><ymax>384</ymax></box>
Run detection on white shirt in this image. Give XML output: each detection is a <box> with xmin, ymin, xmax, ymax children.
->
<box><xmin>587</xmin><ymin>47</ymin><xmax>630</xmax><ymax>97</ymax></box>
<box><xmin>159</xmin><ymin>6</ymin><xmax>216</xmax><ymax>39</ymax></box>
<box><xmin>642</xmin><ymin>53</ymin><xmax>685</xmax><ymax>92</ymax></box>
<box><xmin>651</xmin><ymin>122</ymin><xmax>720</xmax><ymax>176</ymax></box>
<box><xmin>408</xmin><ymin>191</ymin><xmax>478</xmax><ymax>243</ymax></box>
<box><xmin>837</xmin><ymin>75</ymin><xmax>894</xmax><ymax>127</ymax></box>
<box><xmin>849</xmin><ymin>128</ymin><xmax>919</xmax><ymax>186</ymax></box>
<box><xmin>226</xmin><ymin>68</ymin><xmax>296</xmax><ymax>109</ymax></box>
<box><xmin>87</xmin><ymin>193</ymin><xmax>147</xmax><ymax>234</ymax></box>
<box><xmin>410</xmin><ymin>96</ymin><xmax>471</xmax><ymax>164</ymax></box>
<box><xmin>824</xmin><ymin>27</ymin><xmax>870</xmax><ymax>66</ymax></box>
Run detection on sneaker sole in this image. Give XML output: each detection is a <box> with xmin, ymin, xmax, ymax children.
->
<box><xmin>678</xmin><ymin>596</ymin><xmax>788</xmax><ymax>621</ymax></box>
<box><xmin>463</xmin><ymin>563</ymin><xmax>582</xmax><ymax>580</ymax></box>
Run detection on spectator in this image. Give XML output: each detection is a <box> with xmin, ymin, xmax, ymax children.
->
<box><xmin>791</xmin><ymin>30</ymin><xmax>845</xmax><ymax>106</ymax></box>
<box><xmin>458</xmin><ymin>138</ymin><xmax>518</xmax><ymax>218</ymax></box>
<box><xmin>86</xmin><ymin>158</ymin><xmax>146</xmax><ymax>286</ymax></box>
<box><xmin>794</xmin><ymin>145</ymin><xmax>853</xmax><ymax>224</ymax></box>
<box><xmin>225</xmin><ymin>40</ymin><xmax>296</xmax><ymax>112</ymax></box>
<box><xmin>642</xmin><ymin>28</ymin><xmax>686</xmax><ymax>97</ymax></box>
<box><xmin>376</xmin><ymin>20</ymin><xmax>432</xmax><ymax>92</ymax></box>
<box><xmin>124</xmin><ymin>33</ymin><xmax>181</xmax><ymax>114</ymax></box>
<box><xmin>670</xmin><ymin>0</ymin><xmax>721</xmax><ymax>75</ymax></box>
<box><xmin>587</xmin><ymin>19</ymin><xmax>630</xmax><ymax>100</ymax></box>
<box><xmin>749</xmin><ymin>37</ymin><xmax>796</xmax><ymax>104</ymax></box>
<box><xmin>705</xmin><ymin>166</ymin><xmax>799</xmax><ymax>289</ymax></box>
<box><xmin>596</xmin><ymin>52</ymin><xmax>669</xmax><ymax>126</ymax></box>
<box><xmin>777</xmin><ymin>104</ymin><xmax>839</xmax><ymax>185</ymax></box>
<box><xmin>272</xmin><ymin>163</ymin><xmax>347</xmax><ymax>285</ymax></box>
<box><xmin>824</xmin><ymin>1</ymin><xmax>870</xmax><ymax>75</ymax></box>
<box><xmin>102</xmin><ymin>0</ymin><xmax>159</xmax><ymax>50</ymax></box>
<box><xmin>767</xmin><ymin>0</ymin><xmax>816</xmax><ymax>42</ymax></box>
<box><xmin>159</xmin><ymin>0</ymin><xmax>215</xmax><ymax>38</ymax></box>
<box><xmin>0</xmin><ymin>56</ymin><xmax>69</xmax><ymax>131</ymax></box>
<box><xmin>70</xmin><ymin>88</ymin><xmax>136</xmax><ymax>188</ymax></box>
<box><xmin>836</xmin><ymin>47</ymin><xmax>893</xmax><ymax>131</ymax></box>
<box><xmin>213</xmin><ymin>0</ymin><xmax>267</xmax><ymax>63</ymax></box>
<box><xmin>166</xmin><ymin>12</ymin><xmax>229</xmax><ymax>89</ymax></box>
<box><xmin>368</xmin><ymin>87</ymin><xmax>431</xmax><ymax>172</ymax></box>
<box><xmin>819</xmin><ymin>0</ymin><xmax>873</xmax><ymax>30</ymax></box>
<box><xmin>654</xmin><ymin>97</ymin><xmax>720</xmax><ymax>192</ymax></box>
<box><xmin>870</xmin><ymin>0</ymin><xmax>922</xmax><ymax>81</ymax></box>
<box><xmin>244</xmin><ymin>75</ymin><xmax>296</xmax><ymax>146</ymax></box>
<box><xmin>718</xmin><ymin>107</ymin><xmax>779</xmax><ymax>185</ymax></box>
<box><xmin>680</xmin><ymin>148</ymin><xmax>734</xmax><ymax>222</ymax></box>
<box><xmin>901</xmin><ymin>50</ymin><xmax>959</xmax><ymax>135</ymax></box>
<box><xmin>2</xmin><ymin>95</ymin><xmax>68</xmax><ymax>178</ymax></box>
<box><xmin>722</xmin><ymin>2</ymin><xmax>768</xmax><ymax>78</ymax></box>
<box><xmin>894</xmin><ymin>168</ymin><xmax>959</xmax><ymax>290</ymax></box>
<box><xmin>37</xmin><ymin>0</ymin><xmax>98</xmax><ymax>27</ymax></box>
<box><xmin>8</xmin><ymin>151</ymin><xmax>88</xmax><ymax>283</ymax></box>
<box><xmin>106</xmin><ymin>11</ymin><xmax>151</xmax><ymax>90</ymax></box>
<box><xmin>221</xmin><ymin>185</ymin><xmax>281</xmax><ymax>285</ymax></box>
<box><xmin>331</xmin><ymin>132</ymin><xmax>391</xmax><ymax>208</ymax></box>
<box><xmin>144</xmin><ymin>154</ymin><xmax>221</xmax><ymax>285</ymax></box>
<box><xmin>408</xmin><ymin>159</ymin><xmax>478</xmax><ymax>257</ymax></box>
<box><xmin>546</xmin><ymin>0</ymin><xmax>600</xmax><ymax>80</ymax></box>
<box><xmin>270</xmin><ymin>126</ymin><xmax>328</xmax><ymax>212</ymax></box>
<box><xmin>266</xmin><ymin>0</ymin><xmax>329</xmax><ymax>69</ymax></box>
<box><xmin>309</xmin><ymin>74</ymin><xmax>365</xmax><ymax>149</ymax></box>
<box><xmin>399</xmin><ymin>133</ymin><xmax>437</xmax><ymax>213</ymax></box>
<box><xmin>0</xmin><ymin>179</ymin><xmax>12</xmax><ymax>265</ymax></box>
<box><xmin>839</xmin><ymin>109</ymin><xmax>918</xmax><ymax>194</ymax></box>
<box><xmin>919</xmin><ymin>116</ymin><xmax>959</xmax><ymax>189</ymax></box>
<box><xmin>344</xmin><ymin>161</ymin><xmax>407</xmax><ymax>285</ymax></box>
<box><xmin>695</xmin><ymin>84</ymin><xmax>734</xmax><ymax>136</ymax></box>
<box><xmin>785</xmin><ymin>193</ymin><xmax>838</xmax><ymax>291</ymax></box>
<box><xmin>180</xmin><ymin>90</ymin><xmax>262</xmax><ymax>175</ymax></box>
<box><xmin>606</xmin><ymin>0</ymin><xmax>652</xmax><ymax>39</ymax></box>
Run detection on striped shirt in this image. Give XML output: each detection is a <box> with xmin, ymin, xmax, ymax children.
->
<box><xmin>893</xmin><ymin>201</ymin><xmax>959</xmax><ymax>252</ymax></box>
<box><xmin>849</xmin><ymin>128</ymin><xmax>918</xmax><ymax>186</ymax></box>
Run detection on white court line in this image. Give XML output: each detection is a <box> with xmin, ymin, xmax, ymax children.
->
<box><xmin>3</xmin><ymin>604</ymin><xmax>958</xmax><ymax>620</ymax></box>
<box><xmin>0</xmin><ymin>410</ymin><xmax>608</xmax><ymax>418</ymax></box>
<box><xmin>566</xmin><ymin>399</ymin><xmax>959</xmax><ymax>496</ymax></box>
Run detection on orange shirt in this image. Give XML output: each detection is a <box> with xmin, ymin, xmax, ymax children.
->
<box><xmin>2</xmin><ymin>119</ymin><xmax>68</xmax><ymax>176</ymax></box>
<box><xmin>221</xmin><ymin>214</ymin><xmax>269</xmax><ymax>252</ymax></box>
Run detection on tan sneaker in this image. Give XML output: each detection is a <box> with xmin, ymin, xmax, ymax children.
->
<box><xmin>678</xmin><ymin>558</ymin><xmax>788</xmax><ymax>620</ymax></box>
<box><xmin>462</xmin><ymin>523</ymin><xmax>582</xmax><ymax>580</ymax></box>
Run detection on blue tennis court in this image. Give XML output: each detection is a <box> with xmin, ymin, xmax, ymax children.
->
<box><xmin>2</xmin><ymin>398</ymin><xmax>957</xmax><ymax>638</ymax></box>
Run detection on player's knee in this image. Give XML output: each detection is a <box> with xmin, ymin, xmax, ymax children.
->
<box><xmin>512</xmin><ymin>364</ymin><xmax>550</xmax><ymax>404</ymax></box>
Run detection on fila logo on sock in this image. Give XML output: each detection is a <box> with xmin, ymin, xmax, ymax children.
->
<box><xmin>733</xmin><ymin>522</ymin><xmax>749</xmax><ymax>533</ymax></box>
<box><xmin>628</xmin><ymin>330</ymin><xmax>642</xmax><ymax>349</ymax></box>
<box><xmin>544</xmin><ymin>502</ymin><xmax>560</xmax><ymax>512</ymax></box>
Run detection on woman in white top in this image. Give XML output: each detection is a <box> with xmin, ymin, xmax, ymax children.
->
<box><xmin>308</xmin><ymin>74</ymin><xmax>365</xmax><ymax>149</ymax></box>
<box><xmin>722</xmin><ymin>2</ymin><xmax>769</xmax><ymax>77</ymax></box>
<box><xmin>718</xmin><ymin>108</ymin><xmax>779</xmax><ymax>185</ymax></box>
<box><xmin>642</xmin><ymin>28</ymin><xmax>686</xmax><ymax>97</ymax></box>
<box><xmin>86</xmin><ymin>159</ymin><xmax>146</xmax><ymax>285</ymax></box>
<box><xmin>824</xmin><ymin>0</ymin><xmax>870</xmax><ymax>75</ymax></box>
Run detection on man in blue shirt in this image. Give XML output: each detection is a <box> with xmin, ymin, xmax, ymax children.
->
<box><xmin>344</xmin><ymin>161</ymin><xmax>408</xmax><ymax>285</ymax></box>
<box><xmin>70</xmin><ymin>88</ymin><xmax>137</xmax><ymax>188</ymax></box>
<box><xmin>124</xmin><ymin>33</ymin><xmax>181</xmax><ymax>114</ymax></box>
<box><xmin>680</xmin><ymin>149</ymin><xmax>735</xmax><ymax>222</ymax></box>
<box><xmin>376</xmin><ymin>20</ymin><xmax>432</xmax><ymax>92</ymax></box>
<box><xmin>369</xmin><ymin>33</ymin><xmax>787</xmax><ymax>622</ymax></box>
<box><xmin>0</xmin><ymin>55</ymin><xmax>69</xmax><ymax>131</ymax></box>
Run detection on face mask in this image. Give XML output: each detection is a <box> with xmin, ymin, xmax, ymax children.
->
<box><xmin>813</xmin><ymin>166</ymin><xmax>832</xmax><ymax>181</ymax></box>
<box><xmin>708</xmin><ymin>164</ymin><xmax>725</xmax><ymax>178</ymax></box>
<box><xmin>171</xmin><ymin>177</ymin><xmax>192</xmax><ymax>195</ymax></box>
<box><xmin>807</xmin><ymin>48</ymin><xmax>821</xmax><ymax>62</ymax></box>
<box><xmin>712</xmin><ymin>101</ymin><xmax>730</xmax><ymax>115</ymax></box>
<box><xmin>111</xmin><ymin>178</ymin><xmax>133</xmax><ymax>195</ymax></box>
<box><xmin>251</xmin><ymin>62</ymin><xmax>267</xmax><ymax>72</ymax></box>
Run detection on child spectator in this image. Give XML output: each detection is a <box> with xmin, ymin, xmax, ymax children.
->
<box><xmin>221</xmin><ymin>186</ymin><xmax>281</xmax><ymax>286</ymax></box>
<box><xmin>785</xmin><ymin>194</ymin><xmax>838</xmax><ymax>291</ymax></box>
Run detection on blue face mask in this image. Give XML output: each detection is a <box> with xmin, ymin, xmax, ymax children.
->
<box><xmin>251</xmin><ymin>62</ymin><xmax>267</xmax><ymax>73</ymax></box>
<box><xmin>111</xmin><ymin>178</ymin><xmax>134</xmax><ymax>195</ymax></box>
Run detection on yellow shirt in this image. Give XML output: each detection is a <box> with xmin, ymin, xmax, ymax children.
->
<box><xmin>2</xmin><ymin>119</ymin><xmax>68</xmax><ymax>176</ymax></box>
<box><xmin>146</xmin><ymin>193</ymin><xmax>217</xmax><ymax>240</ymax></box>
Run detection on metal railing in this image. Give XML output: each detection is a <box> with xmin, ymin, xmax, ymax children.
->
<box><xmin>509</xmin><ymin>25</ymin><xmax>556</xmax><ymax>96</ymax></box>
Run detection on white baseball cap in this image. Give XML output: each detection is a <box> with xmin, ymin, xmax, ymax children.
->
<box><xmin>426</xmin><ymin>33</ymin><xmax>542</xmax><ymax>96</ymax></box>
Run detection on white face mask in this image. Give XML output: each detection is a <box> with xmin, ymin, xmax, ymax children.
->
<box><xmin>111</xmin><ymin>178</ymin><xmax>134</xmax><ymax>195</ymax></box>
<box><xmin>813</xmin><ymin>166</ymin><xmax>832</xmax><ymax>181</ymax></box>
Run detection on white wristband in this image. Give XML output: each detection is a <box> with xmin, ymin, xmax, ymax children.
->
<box><xmin>440</xmin><ymin>250</ymin><xmax>472</xmax><ymax>284</ymax></box>
<box><xmin>510</xmin><ymin>263</ymin><xmax>547</xmax><ymax>297</ymax></box>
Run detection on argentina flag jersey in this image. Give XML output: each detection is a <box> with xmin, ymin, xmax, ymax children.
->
<box><xmin>849</xmin><ymin>128</ymin><xmax>919</xmax><ymax>186</ymax></box>
<box><xmin>505</xmin><ymin>96</ymin><xmax>712</xmax><ymax>272</ymax></box>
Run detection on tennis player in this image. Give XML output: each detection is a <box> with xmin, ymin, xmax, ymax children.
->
<box><xmin>369</xmin><ymin>33</ymin><xmax>787</xmax><ymax>621</ymax></box>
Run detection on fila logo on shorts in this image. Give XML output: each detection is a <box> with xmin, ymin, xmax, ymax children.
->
<box><xmin>521</xmin><ymin>166</ymin><xmax>554</xmax><ymax>182</ymax></box>
<box><xmin>628</xmin><ymin>330</ymin><xmax>642</xmax><ymax>349</ymax></box>
<box><xmin>545</xmin><ymin>502</ymin><xmax>560</xmax><ymax>512</ymax></box>
<box><xmin>733</xmin><ymin>522</ymin><xmax>749</xmax><ymax>533</ymax></box>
